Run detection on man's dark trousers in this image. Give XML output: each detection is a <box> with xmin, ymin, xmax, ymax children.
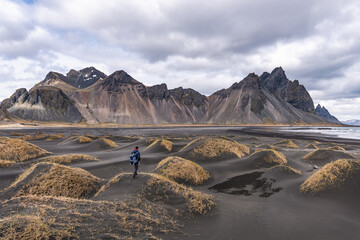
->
<box><xmin>133</xmin><ymin>162</ymin><xmax>139</xmax><ymax>178</ymax></box>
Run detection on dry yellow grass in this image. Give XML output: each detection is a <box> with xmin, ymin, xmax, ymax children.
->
<box><xmin>303</xmin><ymin>149</ymin><xmax>354</xmax><ymax>163</ymax></box>
<box><xmin>257</xmin><ymin>144</ymin><xmax>280</xmax><ymax>150</ymax></box>
<box><xmin>9</xmin><ymin>163</ymin><xmax>103</xmax><ymax>199</ymax></box>
<box><xmin>145</xmin><ymin>138</ymin><xmax>173</xmax><ymax>151</ymax></box>
<box><xmin>190</xmin><ymin>138</ymin><xmax>250</xmax><ymax>159</ymax></box>
<box><xmin>179</xmin><ymin>137</ymin><xmax>204</xmax><ymax>152</ymax></box>
<box><xmin>0</xmin><ymin>137</ymin><xmax>50</xmax><ymax>162</ymax></box>
<box><xmin>38</xmin><ymin>154</ymin><xmax>99</xmax><ymax>164</ymax></box>
<box><xmin>19</xmin><ymin>132</ymin><xmax>66</xmax><ymax>141</ymax></box>
<box><xmin>0</xmin><ymin>160</ymin><xmax>13</xmax><ymax>167</ymax></box>
<box><xmin>155</xmin><ymin>156</ymin><xmax>210</xmax><ymax>185</ymax></box>
<box><xmin>75</xmin><ymin>136</ymin><xmax>94</xmax><ymax>143</ymax></box>
<box><xmin>249</xmin><ymin>149</ymin><xmax>287</xmax><ymax>168</ymax></box>
<box><xmin>267</xmin><ymin>165</ymin><xmax>302</xmax><ymax>175</ymax></box>
<box><xmin>305</xmin><ymin>143</ymin><xmax>319</xmax><ymax>149</ymax></box>
<box><xmin>143</xmin><ymin>173</ymin><xmax>215</xmax><ymax>215</ymax></box>
<box><xmin>96</xmin><ymin>172</ymin><xmax>214</xmax><ymax>215</ymax></box>
<box><xmin>275</xmin><ymin>140</ymin><xmax>299</xmax><ymax>149</ymax></box>
<box><xmin>328</xmin><ymin>146</ymin><xmax>345</xmax><ymax>151</ymax></box>
<box><xmin>0</xmin><ymin>195</ymin><xmax>179</xmax><ymax>239</ymax></box>
<box><xmin>98</xmin><ymin>138</ymin><xmax>119</xmax><ymax>149</ymax></box>
<box><xmin>300</xmin><ymin>159</ymin><xmax>360</xmax><ymax>194</ymax></box>
<box><xmin>0</xmin><ymin>214</ymin><xmax>74</xmax><ymax>240</ymax></box>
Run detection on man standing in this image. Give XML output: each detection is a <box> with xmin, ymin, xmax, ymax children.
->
<box><xmin>130</xmin><ymin>146</ymin><xmax>141</xmax><ymax>178</ymax></box>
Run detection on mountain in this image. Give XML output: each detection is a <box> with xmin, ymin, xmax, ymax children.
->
<box><xmin>67</xmin><ymin>70</ymin><xmax>208</xmax><ymax>124</ymax></box>
<box><xmin>259</xmin><ymin>67</ymin><xmax>315</xmax><ymax>112</ymax></box>
<box><xmin>1</xmin><ymin>67</ymin><xmax>339</xmax><ymax>125</ymax></box>
<box><xmin>65</xmin><ymin>67</ymin><xmax>107</xmax><ymax>89</ymax></box>
<box><xmin>1</xmin><ymin>86</ymin><xmax>82</xmax><ymax>123</ymax></box>
<box><xmin>207</xmin><ymin>71</ymin><xmax>322</xmax><ymax>124</ymax></box>
<box><xmin>315</xmin><ymin>104</ymin><xmax>341</xmax><ymax>124</ymax></box>
<box><xmin>0</xmin><ymin>106</ymin><xmax>19</xmax><ymax>122</ymax></box>
<box><xmin>342</xmin><ymin>119</ymin><xmax>360</xmax><ymax>126</ymax></box>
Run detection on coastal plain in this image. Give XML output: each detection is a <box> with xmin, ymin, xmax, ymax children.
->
<box><xmin>0</xmin><ymin>126</ymin><xmax>360</xmax><ymax>239</ymax></box>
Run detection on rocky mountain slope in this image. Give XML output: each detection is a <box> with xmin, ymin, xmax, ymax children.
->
<box><xmin>0</xmin><ymin>106</ymin><xmax>18</xmax><ymax>122</ymax></box>
<box><xmin>1</xmin><ymin>67</ymin><xmax>339</xmax><ymax>124</ymax></box>
<box><xmin>315</xmin><ymin>104</ymin><xmax>341</xmax><ymax>124</ymax></box>
<box><xmin>207</xmin><ymin>69</ymin><xmax>322</xmax><ymax>124</ymax></box>
<box><xmin>1</xmin><ymin>86</ymin><xmax>82</xmax><ymax>123</ymax></box>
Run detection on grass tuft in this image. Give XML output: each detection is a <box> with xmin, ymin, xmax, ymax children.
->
<box><xmin>303</xmin><ymin>149</ymin><xmax>354</xmax><ymax>163</ymax></box>
<box><xmin>267</xmin><ymin>165</ymin><xmax>302</xmax><ymax>175</ymax></box>
<box><xmin>38</xmin><ymin>154</ymin><xmax>99</xmax><ymax>164</ymax></box>
<box><xmin>300</xmin><ymin>159</ymin><xmax>360</xmax><ymax>194</ymax></box>
<box><xmin>19</xmin><ymin>132</ymin><xmax>66</xmax><ymax>141</ymax></box>
<box><xmin>155</xmin><ymin>156</ymin><xmax>210</xmax><ymax>185</ymax></box>
<box><xmin>145</xmin><ymin>138</ymin><xmax>173</xmax><ymax>152</ymax></box>
<box><xmin>0</xmin><ymin>137</ymin><xmax>50</xmax><ymax>162</ymax></box>
<box><xmin>305</xmin><ymin>143</ymin><xmax>319</xmax><ymax>149</ymax></box>
<box><xmin>0</xmin><ymin>160</ymin><xmax>13</xmax><ymax>168</ymax></box>
<box><xmin>8</xmin><ymin>163</ymin><xmax>103</xmax><ymax>199</ymax></box>
<box><xmin>274</xmin><ymin>140</ymin><xmax>299</xmax><ymax>149</ymax></box>
<box><xmin>0</xmin><ymin>195</ymin><xmax>179</xmax><ymax>239</ymax></box>
<box><xmin>0</xmin><ymin>214</ymin><xmax>75</xmax><ymax>240</ymax></box>
<box><xmin>74</xmin><ymin>136</ymin><xmax>94</xmax><ymax>143</ymax></box>
<box><xmin>249</xmin><ymin>149</ymin><xmax>287</xmax><ymax>168</ymax></box>
<box><xmin>328</xmin><ymin>146</ymin><xmax>345</xmax><ymax>151</ymax></box>
<box><xmin>143</xmin><ymin>173</ymin><xmax>215</xmax><ymax>215</ymax></box>
<box><xmin>190</xmin><ymin>138</ymin><xmax>250</xmax><ymax>159</ymax></box>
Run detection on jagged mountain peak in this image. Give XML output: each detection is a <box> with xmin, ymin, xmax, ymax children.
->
<box><xmin>315</xmin><ymin>104</ymin><xmax>341</xmax><ymax>124</ymax></box>
<box><xmin>65</xmin><ymin>66</ymin><xmax>107</xmax><ymax>89</ymax></box>
<box><xmin>271</xmin><ymin>66</ymin><xmax>285</xmax><ymax>75</ymax></box>
<box><xmin>106</xmin><ymin>70</ymin><xmax>142</xmax><ymax>85</ymax></box>
<box><xmin>44</xmin><ymin>71</ymin><xmax>67</xmax><ymax>82</ymax></box>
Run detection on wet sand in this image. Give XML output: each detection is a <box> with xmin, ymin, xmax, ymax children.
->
<box><xmin>1</xmin><ymin>126</ymin><xmax>360</xmax><ymax>239</ymax></box>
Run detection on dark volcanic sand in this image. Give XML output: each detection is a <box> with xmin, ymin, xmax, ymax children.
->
<box><xmin>1</xmin><ymin>126</ymin><xmax>360</xmax><ymax>239</ymax></box>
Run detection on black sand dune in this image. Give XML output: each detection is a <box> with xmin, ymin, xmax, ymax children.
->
<box><xmin>303</xmin><ymin>149</ymin><xmax>355</xmax><ymax>164</ymax></box>
<box><xmin>0</xmin><ymin>126</ymin><xmax>360</xmax><ymax>239</ymax></box>
<box><xmin>179</xmin><ymin>137</ymin><xmax>250</xmax><ymax>161</ymax></box>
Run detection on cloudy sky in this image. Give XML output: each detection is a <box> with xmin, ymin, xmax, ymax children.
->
<box><xmin>1</xmin><ymin>0</ymin><xmax>359</xmax><ymax>121</ymax></box>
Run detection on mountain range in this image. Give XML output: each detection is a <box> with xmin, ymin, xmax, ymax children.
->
<box><xmin>342</xmin><ymin>119</ymin><xmax>360</xmax><ymax>126</ymax></box>
<box><xmin>0</xmin><ymin>67</ymin><xmax>341</xmax><ymax>125</ymax></box>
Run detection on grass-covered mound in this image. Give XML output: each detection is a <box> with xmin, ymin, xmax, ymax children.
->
<box><xmin>0</xmin><ymin>160</ymin><xmax>13</xmax><ymax>168</ymax></box>
<box><xmin>0</xmin><ymin>214</ymin><xmax>74</xmax><ymax>240</ymax></box>
<box><xmin>145</xmin><ymin>138</ymin><xmax>173</xmax><ymax>152</ymax></box>
<box><xmin>300</xmin><ymin>159</ymin><xmax>360</xmax><ymax>194</ymax></box>
<box><xmin>155</xmin><ymin>156</ymin><xmax>210</xmax><ymax>185</ymax></box>
<box><xmin>91</xmin><ymin>138</ymin><xmax>119</xmax><ymax>149</ymax></box>
<box><xmin>256</xmin><ymin>144</ymin><xmax>280</xmax><ymax>150</ymax></box>
<box><xmin>0</xmin><ymin>195</ymin><xmax>179</xmax><ymax>239</ymax></box>
<box><xmin>19</xmin><ymin>132</ymin><xmax>66</xmax><ymax>141</ymax></box>
<box><xmin>5</xmin><ymin>163</ymin><xmax>103</xmax><ymax>199</ymax></box>
<box><xmin>0</xmin><ymin>137</ymin><xmax>50</xmax><ymax>162</ymax></box>
<box><xmin>75</xmin><ymin>136</ymin><xmax>94</xmax><ymax>143</ymax></box>
<box><xmin>305</xmin><ymin>143</ymin><xmax>319</xmax><ymax>149</ymax></box>
<box><xmin>248</xmin><ymin>149</ymin><xmax>287</xmax><ymax>168</ymax></box>
<box><xmin>38</xmin><ymin>154</ymin><xmax>99</xmax><ymax>164</ymax></box>
<box><xmin>97</xmin><ymin>173</ymin><xmax>214</xmax><ymax>215</ymax></box>
<box><xmin>144</xmin><ymin>173</ymin><xmax>214</xmax><ymax>215</ymax></box>
<box><xmin>303</xmin><ymin>149</ymin><xmax>354</xmax><ymax>163</ymax></box>
<box><xmin>188</xmin><ymin>138</ymin><xmax>250</xmax><ymax>160</ymax></box>
<box><xmin>267</xmin><ymin>165</ymin><xmax>302</xmax><ymax>175</ymax></box>
<box><xmin>328</xmin><ymin>146</ymin><xmax>345</xmax><ymax>151</ymax></box>
<box><xmin>274</xmin><ymin>140</ymin><xmax>299</xmax><ymax>149</ymax></box>
<box><xmin>179</xmin><ymin>137</ymin><xmax>204</xmax><ymax>152</ymax></box>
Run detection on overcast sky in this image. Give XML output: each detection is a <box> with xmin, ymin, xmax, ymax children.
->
<box><xmin>1</xmin><ymin>0</ymin><xmax>359</xmax><ymax>121</ymax></box>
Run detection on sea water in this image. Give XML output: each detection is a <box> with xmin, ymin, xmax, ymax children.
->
<box><xmin>280</xmin><ymin>126</ymin><xmax>360</xmax><ymax>140</ymax></box>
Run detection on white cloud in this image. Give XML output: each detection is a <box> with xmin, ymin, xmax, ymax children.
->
<box><xmin>0</xmin><ymin>0</ymin><xmax>360</xmax><ymax>120</ymax></box>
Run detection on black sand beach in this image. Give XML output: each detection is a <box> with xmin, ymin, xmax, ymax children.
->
<box><xmin>1</xmin><ymin>126</ymin><xmax>360</xmax><ymax>239</ymax></box>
